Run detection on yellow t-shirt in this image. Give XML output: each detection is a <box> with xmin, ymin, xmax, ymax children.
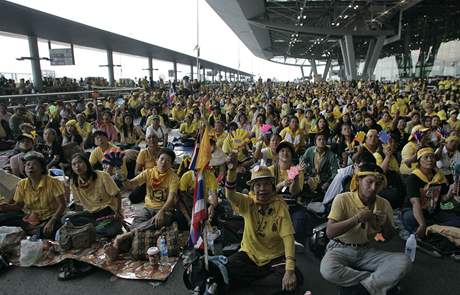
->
<box><xmin>228</xmin><ymin>191</ymin><xmax>295</xmax><ymax>268</ymax></box>
<box><xmin>70</xmin><ymin>171</ymin><xmax>120</xmax><ymax>213</ymax></box>
<box><xmin>373</xmin><ymin>152</ymin><xmax>399</xmax><ymax>172</ymax></box>
<box><xmin>13</xmin><ymin>175</ymin><xmax>64</xmax><ymax>220</ymax></box>
<box><xmin>179</xmin><ymin>170</ymin><xmax>218</xmax><ymax>196</ymax></box>
<box><xmin>268</xmin><ymin>165</ymin><xmax>304</xmax><ymax>191</ymax></box>
<box><xmin>377</xmin><ymin>119</ymin><xmax>392</xmax><ymax>131</ymax></box>
<box><xmin>89</xmin><ymin>144</ymin><xmax>128</xmax><ymax>178</ymax></box>
<box><xmin>171</xmin><ymin>107</ymin><xmax>186</xmax><ymax>121</ymax></box>
<box><xmin>400</xmin><ymin>141</ymin><xmax>417</xmax><ymax>175</ymax></box>
<box><xmin>130</xmin><ymin>167</ymin><xmax>179</xmax><ymax>209</ymax></box>
<box><xmin>300</xmin><ymin>118</ymin><xmax>313</xmax><ymax>133</ymax></box>
<box><xmin>77</xmin><ymin>122</ymin><xmax>93</xmax><ymax>139</ymax></box>
<box><xmin>179</xmin><ymin>122</ymin><xmax>198</xmax><ymax>136</ymax></box>
<box><xmin>328</xmin><ymin>191</ymin><xmax>393</xmax><ymax>244</ymax></box>
<box><xmin>136</xmin><ymin>148</ymin><xmax>157</xmax><ymax>171</ymax></box>
<box><xmin>279</xmin><ymin>127</ymin><xmax>304</xmax><ymax>146</ymax></box>
<box><xmin>128</xmin><ymin>98</ymin><xmax>141</xmax><ymax>108</ymax></box>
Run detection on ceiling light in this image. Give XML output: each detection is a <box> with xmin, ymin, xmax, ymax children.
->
<box><xmin>297</xmin><ymin>16</ymin><xmax>301</xmax><ymax>20</ymax></box>
<box><xmin>348</xmin><ymin>4</ymin><xmax>353</xmax><ymax>8</ymax></box>
<box><xmin>354</xmin><ymin>5</ymin><xmax>359</xmax><ymax>9</ymax></box>
<box><xmin>331</xmin><ymin>22</ymin><xmax>335</xmax><ymax>26</ymax></box>
<box><xmin>336</xmin><ymin>23</ymin><xmax>340</xmax><ymax>26</ymax></box>
<box><xmin>344</xmin><ymin>15</ymin><xmax>349</xmax><ymax>19</ymax></box>
<box><xmin>300</xmin><ymin>23</ymin><xmax>304</xmax><ymax>26</ymax></box>
<box><xmin>303</xmin><ymin>15</ymin><xmax>307</xmax><ymax>19</ymax></box>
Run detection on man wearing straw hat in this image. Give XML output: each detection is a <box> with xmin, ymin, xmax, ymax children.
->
<box><xmin>320</xmin><ymin>162</ymin><xmax>411</xmax><ymax>295</ymax></box>
<box><xmin>224</xmin><ymin>154</ymin><xmax>302</xmax><ymax>294</ymax></box>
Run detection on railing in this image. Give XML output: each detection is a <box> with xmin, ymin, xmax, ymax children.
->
<box><xmin>0</xmin><ymin>87</ymin><xmax>142</xmax><ymax>110</ymax></box>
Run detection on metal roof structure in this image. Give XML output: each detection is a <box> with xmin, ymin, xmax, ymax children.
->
<box><xmin>206</xmin><ymin>0</ymin><xmax>460</xmax><ymax>79</ymax></box>
<box><xmin>0</xmin><ymin>0</ymin><xmax>252</xmax><ymax>77</ymax></box>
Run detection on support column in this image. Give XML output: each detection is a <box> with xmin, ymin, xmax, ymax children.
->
<box><xmin>148</xmin><ymin>57</ymin><xmax>154</xmax><ymax>88</ymax></box>
<box><xmin>224</xmin><ymin>72</ymin><xmax>227</xmax><ymax>81</ymax></box>
<box><xmin>27</xmin><ymin>35</ymin><xmax>43</xmax><ymax>91</ymax></box>
<box><xmin>300</xmin><ymin>66</ymin><xmax>305</xmax><ymax>78</ymax></box>
<box><xmin>310</xmin><ymin>59</ymin><xmax>318</xmax><ymax>78</ymax></box>
<box><xmin>173</xmin><ymin>61</ymin><xmax>177</xmax><ymax>83</ymax></box>
<box><xmin>212</xmin><ymin>70</ymin><xmax>215</xmax><ymax>83</ymax></box>
<box><xmin>344</xmin><ymin>35</ymin><xmax>357</xmax><ymax>80</ymax></box>
<box><xmin>361</xmin><ymin>39</ymin><xmax>376</xmax><ymax>79</ymax></box>
<box><xmin>190</xmin><ymin>64</ymin><xmax>194</xmax><ymax>80</ymax></box>
<box><xmin>339</xmin><ymin>39</ymin><xmax>350</xmax><ymax>80</ymax></box>
<box><xmin>365</xmin><ymin>36</ymin><xmax>385</xmax><ymax>80</ymax></box>
<box><xmin>202</xmin><ymin>67</ymin><xmax>206</xmax><ymax>82</ymax></box>
<box><xmin>323</xmin><ymin>57</ymin><xmax>332</xmax><ymax>80</ymax></box>
<box><xmin>106</xmin><ymin>49</ymin><xmax>115</xmax><ymax>87</ymax></box>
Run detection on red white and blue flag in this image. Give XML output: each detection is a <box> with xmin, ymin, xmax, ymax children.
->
<box><xmin>188</xmin><ymin>126</ymin><xmax>212</xmax><ymax>246</ymax></box>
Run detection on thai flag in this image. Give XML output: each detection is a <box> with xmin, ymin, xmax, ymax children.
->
<box><xmin>188</xmin><ymin>126</ymin><xmax>212</xmax><ymax>246</ymax></box>
<box><xmin>167</xmin><ymin>86</ymin><xmax>175</xmax><ymax>107</ymax></box>
<box><xmin>189</xmin><ymin>170</ymin><xmax>207</xmax><ymax>245</ymax></box>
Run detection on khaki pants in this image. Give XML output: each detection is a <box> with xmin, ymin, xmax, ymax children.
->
<box><xmin>320</xmin><ymin>240</ymin><xmax>411</xmax><ymax>295</ymax></box>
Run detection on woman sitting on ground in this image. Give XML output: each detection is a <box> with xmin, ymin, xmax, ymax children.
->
<box><xmin>0</xmin><ymin>151</ymin><xmax>65</xmax><ymax>239</ymax></box>
<box><xmin>119</xmin><ymin>113</ymin><xmax>144</xmax><ymax>150</ymax></box>
<box><xmin>225</xmin><ymin>154</ymin><xmax>302</xmax><ymax>294</ymax></box>
<box><xmin>62</xmin><ymin>153</ymin><xmax>123</xmax><ymax>237</ymax></box>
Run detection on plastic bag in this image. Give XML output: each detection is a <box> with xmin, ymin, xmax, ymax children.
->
<box><xmin>0</xmin><ymin>226</ymin><xmax>25</xmax><ymax>250</ymax></box>
<box><xmin>19</xmin><ymin>239</ymin><xmax>43</xmax><ymax>267</ymax></box>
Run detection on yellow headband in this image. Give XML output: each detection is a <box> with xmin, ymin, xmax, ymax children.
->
<box><xmin>350</xmin><ymin>171</ymin><xmax>386</xmax><ymax>192</ymax></box>
<box><xmin>417</xmin><ymin>147</ymin><xmax>434</xmax><ymax>160</ymax></box>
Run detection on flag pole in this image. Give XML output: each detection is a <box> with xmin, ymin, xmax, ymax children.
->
<box><xmin>203</xmin><ymin>221</ymin><xmax>209</xmax><ymax>271</ymax></box>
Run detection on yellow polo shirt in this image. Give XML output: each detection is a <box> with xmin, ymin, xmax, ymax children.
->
<box><xmin>179</xmin><ymin>170</ymin><xmax>218</xmax><ymax>195</ymax></box>
<box><xmin>136</xmin><ymin>148</ymin><xmax>157</xmax><ymax>171</ymax></box>
<box><xmin>13</xmin><ymin>175</ymin><xmax>64</xmax><ymax>220</ymax></box>
<box><xmin>77</xmin><ymin>122</ymin><xmax>93</xmax><ymax>139</ymax></box>
<box><xmin>228</xmin><ymin>191</ymin><xmax>295</xmax><ymax>269</ymax></box>
<box><xmin>89</xmin><ymin>144</ymin><xmax>128</xmax><ymax>178</ymax></box>
<box><xmin>179</xmin><ymin>122</ymin><xmax>198</xmax><ymax>136</ymax></box>
<box><xmin>130</xmin><ymin>167</ymin><xmax>179</xmax><ymax>209</ymax></box>
<box><xmin>279</xmin><ymin>127</ymin><xmax>304</xmax><ymax>146</ymax></box>
<box><xmin>70</xmin><ymin>171</ymin><xmax>120</xmax><ymax>213</ymax></box>
<box><xmin>373</xmin><ymin>152</ymin><xmax>399</xmax><ymax>172</ymax></box>
<box><xmin>268</xmin><ymin>165</ymin><xmax>304</xmax><ymax>190</ymax></box>
<box><xmin>328</xmin><ymin>191</ymin><xmax>393</xmax><ymax>244</ymax></box>
<box><xmin>171</xmin><ymin>107</ymin><xmax>186</xmax><ymax>121</ymax></box>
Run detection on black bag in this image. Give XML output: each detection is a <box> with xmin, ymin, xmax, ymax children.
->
<box><xmin>58</xmin><ymin>222</ymin><xmax>96</xmax><ymax>251</ymax></box>
<box><xmin>308</xmin><ymin>222</ymin><xmax>329</xmax><ymax>258</ymax></box>
<box><xmin>183</xmin><ymin>251</ymin><xmax>227</xmax><ymax>295</ymax></box>
<box><xmin>420</xmin><ymin>232</ymin><xmax>460</xmax><ymax>256</ymax></box>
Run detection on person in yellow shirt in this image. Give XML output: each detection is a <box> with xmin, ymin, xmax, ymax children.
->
<box><xmin>124</xmin><ymin>148</ymin><xmax>179</xmax><ymax>230</ymax></box>
<box><xmin>63</xmin><ymin>153</ymin><xmax>122</xmax><ymax>237</ymax></box>
<box><xmin>400</xmin><ymin>125</ymin><xmax>430</xmax><ymax>179</ymax></box>
<box><xmin>225</xmin><ymin>156</ymin><xmax>300</xmax><ymax>294</ymax></box>
<box><xmin>177</xmin><ymin>168</ymin><xmax>218</xmax><ymax>225</ymax></box>
<box><xmin>171</xmin><ymin>102</ymin><xmax>186</xmax><ymax>123</ymax></box>
<box><xmin>212</xmin><ymin>120</ymin><xmax>227</xmax><ymax>150</ymax></box>
<box><xmin>320</xmin><ymin>163</ymin><xmax>411</xmax><ymax>295</ymax></box>
<box><xmin>0</xmin><ymin>151</ymin><xmax>65</xmax><ymax>239</ymax></box>
<box><xmin>89</xmin><ymin>130</ymin><xmax>128</xmax><ymax>179</ymax></box>
<box><xmin>179</xmin><ymin>113</ymin><xmax>198</xmax><ymax>138</ymax></box>
<box><xmin>127</xmin><ymin>93</ymin><xmax>142</xmax><ymax>117</ymax></box>
<box><xmin>76</xmin><ymin>113</ymin><xmax>93</xmax><ymax>144</ymax></box>
<box><xmin>377</xmin><ymin>111</ymin><xmax>393</xmax><ymax>131</ymax></box>
<box><xmin>279</xmin><ymin>116</ymin><xmax>304</xmax><ymax>153</ymax></box>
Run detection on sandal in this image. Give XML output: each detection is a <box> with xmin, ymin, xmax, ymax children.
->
<box><xmin>58</xmin><ymin>260</ymin><xmax>93</xmax><ymax>281</ymax></box>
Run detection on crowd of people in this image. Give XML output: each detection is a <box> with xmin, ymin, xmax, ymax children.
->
<box><xmin>0</xmin><ymin>76</ymin><xmax>460</xmax><ymax>294</ymax></box>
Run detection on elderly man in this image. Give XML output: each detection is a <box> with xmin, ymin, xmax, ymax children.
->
<box><xmin>320</xmin><ymin>163</ymin><xmax>411</xmax><ymax>295</ymax></box>
<box><xmin>225</xmin><ymin>154</ymin><xmax>302</xmax><ymax>294</ymax></box>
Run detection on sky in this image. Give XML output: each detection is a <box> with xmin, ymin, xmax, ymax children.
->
<box><xmin>0</xmin><ymin>0</ymin><xmax>304</xmax><ymax>82</ymax></box>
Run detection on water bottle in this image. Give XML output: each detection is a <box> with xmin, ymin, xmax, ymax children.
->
<box><xmin>207</xmin><ymin>231</ymin><xmax>215</xmax><ymax>255</ymax></box>
<box><xmin>159</xmin><ymin>235</ymin><xmax>169</xmax><ymax>268</ymax></box>
<box><xmin>405</xmin><ymin>234</ymin><xmax>417</xmax><ymax>262</ymax></box>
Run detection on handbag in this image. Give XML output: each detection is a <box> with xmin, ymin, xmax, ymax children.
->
<box><xmin>131</xmin><ymin>228</ymin><xmax>162</xmax><ymax>260</ymax></box>
<box><xmin>58</xmin><ymin>222</ymin><xmax>96</xmax><ymax>251</ymax></box>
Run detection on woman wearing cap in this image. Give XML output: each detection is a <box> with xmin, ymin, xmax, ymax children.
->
<box><xmin>145</xmin><ymin>115</ymin><xmax>168</xmax><ymax>147</ymax></box>
<box><xmin>0</xmin><ymin>151</ymin><xmax>65</xmax><ymax>239</ymax></box>
<box><xmin>225</xmin><ymin>155</ymin><xmax>301</xmax><ymax>294</ymax></box>
<box><xmin>124</xmin><ymin>148</ymin><xmax>179</xmax><ymax>229</ymax></box>
<box><xmin>401</xmin><ymin>147</ymin><xmax>460</xmax><ymax>237</ymax></box>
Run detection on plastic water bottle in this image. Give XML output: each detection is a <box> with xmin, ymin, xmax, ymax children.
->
<box><xmin>207</xmin><ymin>231</ymin><xmax>215</xmax><ymax>255</ymax></box>
<box><xmin>405</xmin><ymin>234</ymin><xmax>417</xmax><ymax>262</ymax></box>
<box><xmin>159</xmin><ymin>235</ymin><xmax>169</xmax><ymax>269</ymax></box>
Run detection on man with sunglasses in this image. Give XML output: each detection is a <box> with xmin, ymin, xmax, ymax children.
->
<box><xmin>320</xmin><ymin>163</ymin><xmax>411</xmax><ymax>295</ymax></box>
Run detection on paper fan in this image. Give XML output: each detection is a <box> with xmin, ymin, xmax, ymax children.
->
<box><xmin>102</xmin><ymin>151</ymin><xmax>125</xmax><ymax>168</ymax></box>
<box><xmin>354</xmin><ymin>131</ymin><xmax>366</xmax><ymax>143</ymax></box>
<box><xmin>413</xmin><ymin>130</ymin><xmax>423</xmax><ymax>143</ymax></box>
<box><xmin>378</xmin><ymin>131</ymin><xmax>391</xmax><ymax>144</ymax></box>
<box><xmin>437</xmin><ymin>128</ymin><xmax>449</xmax><ymax>138</ymax></box>
<box><xmin>260</xmin><ymin>124</ymin><xmax>273</xmax><ymax>134</ymax></box>
<box><xmin>231</xmin><ymin>129</ymin><xmax>250</xmax><ymax>148</ymax></box>
<box><xmin>287</xmin><ymin>165</ymin><xmax>302</xmax><ymax>181</ymax></box>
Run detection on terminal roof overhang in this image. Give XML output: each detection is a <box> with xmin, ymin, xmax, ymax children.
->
<box><xmin>0</xmin><ymin>0</ymin><xmax>251</xmax><ymax>77</ymax></box>
<box><xmin>206</xmin><ymin>0</ymin><xmax>460</xmax><ymax>67</ymax></box>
